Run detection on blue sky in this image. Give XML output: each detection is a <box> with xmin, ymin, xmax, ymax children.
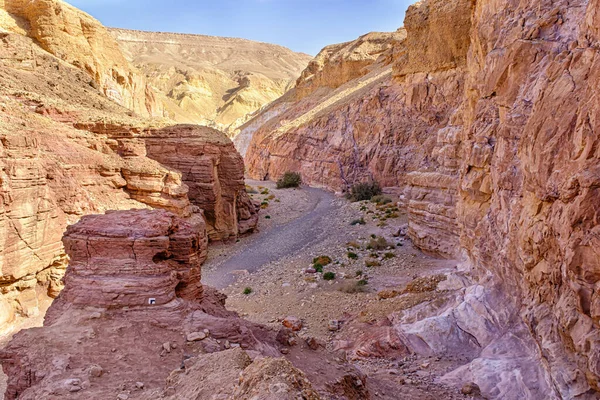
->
<box><xmin>64</xmin><ymin>0</ymin><xmax>414</xmax><ymax>55</ymax></box>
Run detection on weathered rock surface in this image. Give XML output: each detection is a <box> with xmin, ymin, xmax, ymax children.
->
<box><xmin>240</xmin><ymin>0</ymin><xmax>600</xmax><ymax>397</ymax></box>
<box><xmin>0</xmin><ymin>0</ymin><xmax>162</xmax><ymax>117</ymax></box>
<box><xmin>0</xmin><ymin>24</ymin><xmax>255</xmax><ymax>330</ymax></box>
<box><xmin>110</xmin><ymin>28</ymin><xmax>312</xmax><ymax>133</ymax></box>
<box><xmin>60</xmin><ymin>210</ymin><xmax>207</xmax><ymax>307</ymax></box>
<box><xmin>142</xmin><ymin>125</ymin><xmax>259</xmax><ymax>240</ymax></box>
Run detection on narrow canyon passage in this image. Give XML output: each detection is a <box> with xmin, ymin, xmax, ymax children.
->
<box><xmin>202</xmin><ymin>181</ymin><xmax>341</xmax><ymax>289</ymax></box>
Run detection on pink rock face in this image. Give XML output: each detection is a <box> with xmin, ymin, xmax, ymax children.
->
<box><xmin>241</xmin><ymin>0</ymin><xmax>600</xmax><ymax>396</ymax></box>
<box><xmin>61</xmin><ymin>209</ymin><xmax>207</xmax><ymax>308</ymax></box>
<box><xmin>143</xmin><ymin>125</ymin><xmax>259</xmax><ymax>241</ymax></box>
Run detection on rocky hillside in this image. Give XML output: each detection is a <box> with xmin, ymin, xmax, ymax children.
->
<box><xmin>241</xmin><ymin>0</ymin><xmax>600</xmax><ymax>397</ymax></box>
<box><xmin>110</xmin><ymin>28</ymin><xmax>312</xmax><ymax>133</ymax></box>
<box><xmin>0</xmin><ymin>0</ymin><xmax>257</xmax><ymax>334</ymax></box>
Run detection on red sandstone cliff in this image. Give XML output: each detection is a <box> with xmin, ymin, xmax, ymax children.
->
<box><xmin>240</xmin><ymin>0</ymin><xmax>600</xmax><ymax>397</ymax></box>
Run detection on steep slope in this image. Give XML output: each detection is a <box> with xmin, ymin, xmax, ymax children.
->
<box><xmin>110</xmin><ymin>28</ymin><xmax>312</xmax><ymax>133</ymax></box>
<box><xmin>0</xmin><ymin>3</ymin><xmax>257</xmax><ymax>333</ymax></box>
<box><xmin>240</xmin><ymin>0</ymin><xmax>600</xmax><ymax>397</ymax></box>
<box><xmin>0</xmin><ymin>0</ymin><xmax>162</xmax><ymax>117</ymax></box>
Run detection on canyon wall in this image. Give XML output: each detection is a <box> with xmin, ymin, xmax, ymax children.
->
<box><xmin>241</xmin><ymin>0</ymin><xmax>600</xmax><ymax>396</ymax></box>
<box><xmin>0</xmin><ymin>19</ymin><xmax>256</xmax><ymax>331</ymax></box>
<box><xmin>0</xmin><ymin>0</ymin><xmax>162</xmax><ymax>117</ymax></box>
<box><xmin>110</xmin><ymin>28</ymin><xmax>312</xmax><ymax>133</ymax></box>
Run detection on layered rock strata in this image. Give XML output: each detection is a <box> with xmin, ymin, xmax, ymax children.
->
<box><xmin>0</xmin><ymin>26</ymin><xmax>255</xmax><ymax>330</ymax></box>
<box><xmin>240</xmin><ymin>0</ymin><xmax>600</xmax><ymax>397</ymax></box>
<box><xmin>0</xmin><ymin>210</ymin><xmax>362</xmax><ymax>399</ymax></box>
<box><xmin>110</xmin><ymin>28</ymin><xmax>312</xmax><ymax>132</ymax></box>
<box><xmin>142</xmin><ymin>125</ymin><xmax>259</xmax><ymax>240</ymax></box>
<box><xmin>0</xmin><ymin>0</ymin><xmax>162</xmax><ymax>117</ymax></box>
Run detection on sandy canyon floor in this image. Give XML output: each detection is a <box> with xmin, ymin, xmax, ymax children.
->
<box><xmin>203</xmin><ymin>180</ymin><xmax>474</xmax><ymax>399</ymax></box>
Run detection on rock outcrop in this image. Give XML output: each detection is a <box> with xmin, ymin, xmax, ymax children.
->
<box><xmin>110</xmin><ymin>28</ymin><xmax>312</xmax><ymax>133</ymax></box>
<box><xmin>60</xmin><ymin>210</ymin><xmax>207</xmax><ymax>307</ymax></box>
<box><xmin>240</xmin><ymin>0</ymin><xmax>600</xmax><ymax>397</ymax></box>
<box><xmin>142</xmin><ymin>125</ymin><xmax>259</xmax><ymax>240</ymax></box>
<box><xmin>0</xmin><ymin>0</ymin><xmax>162</xmax><ymax>117</ymax></box>
<box><xmin>0</xmin><ymin>19</ymin><xmax>256</xmax><ymax>330</ymax></box>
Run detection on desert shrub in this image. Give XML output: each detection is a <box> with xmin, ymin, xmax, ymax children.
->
<box><xmin>397</xmin><ymin>242</ymin><xmax>403</xmax><ymax>247</ymax></box>
<box><xmin>337</xmin><ymin>280</ymin><xmax>368</xmax><ymax>293</ymax></box>
<box><xmin>347</xmin><ymin>252</ymin><xmax>358</xmax><ymax>259</ymax></box>
<box><xmin>365</xmin><ymin>260</ymin><xmax>381</xmax><ymax>268</ymax></box>
<box><xmin>313</xmin><ymin>263</ymin><xmax>324</xmax><ymax>273</ymax></box>
<box><xmin>350</xmin><ymin>218</ymin><xmax>366</xmax><ymax>226</ymax></box>
<box><xmin>260</xmin><ymin>201</ymin><xmax>269</xmax><ymax>209</ymax></box>
<box><xmin>357</xmin><ymin>279</ymin><xmax>369</xmax><ymax>286</ymax></box>
<box><xmin>323</xmin><ymin>272</ymin><xmax>336</xmax><ymax>281</ymax></box>
<box><xmin>268</xmin><ymin>194</ymin><xmax>276</xmax><ymax>200</ymax></box>
<box><xmin>347</xmin><ymin>241</ymin><xmax>361</xmax><ymax>249</ymax></box>
<box><xmin>356</xmin><ymin>270</ymin><xmax>363</xmax><ymax>276</ymax></box>
<box><xmin>313</xmin><ymin>256</ymin><xmax>332</xmax><ymax>266</ymax></box>
<box><xmin>372</xmin><ymin>195</ymin><xmax>392</xmax><ymax>205</ymax></box>
<box><xmin>260</xmin><ymin>188</ymin><xmax>270</xmax><ymax>195</ymax></box>
<box><xmin>404</xmin><ymin>275</ymin><xmax>447</xmax><ymax>293</ymax></box>
<box><xmin>384</xmin><ymin>252</ymin><xmax>396</xmax><ymax>259</ymax></box>
<box><xmin>265</xmin><ymin>215</ymin><xmax>271</xmax><ymax>219</ymax></box>
<box><xmin>245</xmin><ymin>185</ymin><xmax>259</xmax><ymax>194</ymax></box>
<box><xmin>370</xmin><ymin>234</ymin><xmax>377</xmax><ymax>239</ymax></box>
<box><xmin>243</xmin><ymin>287</ymin><xmax>253</xmax><ymax>295</ymax></box>
<box><xmin>276</xmin><ymin>172</ymin><xmax>302</xmax><ymax>189</ymax></box>
<box><xmin>368</xmin><ymin>237</ymin><xmax>390</xmax><ymax>250</ymax></box>
<box><xmin>345</xmin><ymin>181</ymin><xmax>382</xmax><ymax>202</ymax></box>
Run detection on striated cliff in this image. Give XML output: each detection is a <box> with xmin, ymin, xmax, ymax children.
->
<box><xmin>0</xmin><ymin>0</ymin><xmax>162</xmax><ymax>117</ymax></box>
<box><xmin>110</xmin><ymin>28</ymin><xmax>312</xmax><ymax>133</ymax></box>
<box><xmin>241</xmin><ymin>0</ymin><xmax>600</xmax><ymax>397</ymax></box>
<box><xmin>0</xmin><ymin>14</ymin><xmax>257</xmax><ymax>332</ymax></box>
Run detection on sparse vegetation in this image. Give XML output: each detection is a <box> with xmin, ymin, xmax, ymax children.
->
<box><xmin>345</xmin><ymin>181</ymin><xmax>382</xmax><ymax>202</ymax></box>
<box><xmin>323</xmin><ymin>272</ymin><xmax>336</xmax><ymax>281</ymax></box>
<box><xmin>368</xmin><ymin>237</ymin><xmax>391</xmax><ymax>250</ymax></box>
<box><xmin>260</xmin><ymin>201</ymin><xmax>269</xmax><ymax>209</ymax></box>
<box><xmin>404</xmin><ymin>275</ymin><xmax>447</xmax><ymax>293</ymax></box>
<box><xmin>384</xmin><ymin>252</ymin><xmax>396</xmax><ymax>259</ymax></box>
<box><xmin>356</xmin><ymin>270</ymin><xmax>363</xmax><ymax>276</ymax></box>
<box><xmin>337</xmin><ymin>280</ymin><xmax>368</xmax><ymax>293</ymax></box>
<box><xmin>268</xmin><ymin>194</ymin><xmax>276</xmax><ymax>200</ymax></box>
<box><xmin>243</xmin><ymin>287</ymin><xmax>253</xmax><ymax>295</ymax></box>
<box><xmin>313</xmin><ymin>264</ymin><xmax>324</xmax><ymax>273</ymax></box>
<box><xmin>347</xmin><ymin>241</ymin><xmax>361</xmax><ymax>249</ymax></box>
<box><xmin>313</xmin><ymin>256</ymin><xmax>332</xmax><ymax>266</ymax></box>
<box><xmin>365</xmin><ymin>260</ymin><xmax>381</xmax><ymax>268</ymax></box>
<box><xmin>245</xmin><ymin>185</ymin><xmax>259</xmax><ymax>194</ymax></box>
<box><xmin>350</xmin><ymin>218</ymin><xmax>366</xmax><ymax>226</ymax></box>
<box><xmin>357</xmin><ymin>279</ymin><xmax>369</xmax><ymax>286</ymax></box>
<box><xmin>260</xmin><ymin>188</ymin><xmax>270</xmax><ymax>195</ymax></box>
<box><xmin>265</xmin><ymin>215</ymin><xmax>271</xmax><ymax>219</ymax></box>
<box><xmin>347</xmin><ymin>252</ymin><xmax>358</xmax><ymax>259</ymax></box>
<box><xmin>372</xmin><ymin>195</ymin><xmax>392</xmax><ymax>205</ymax></box>
<box><xmin>276</xmin><ymin>172</ymin><xmax>302</xmax><ymax>189</ymax></box>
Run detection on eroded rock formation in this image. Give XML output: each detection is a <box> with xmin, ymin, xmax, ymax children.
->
<box><xmin>0</xmin><ymin>209</ymin><xmax>368</xmax><ymax>399</ymax></box>
<box><xmin>240</xmin><ymin>0</ymin><xmax>600</xmax><ymax>397</ymax></box>
<box><xmin>0</xmin><ymin>0</ymin><xmax>162</xmax><ymax>117</ymax></box>
<box><xmin>0</xmin><ymin>15</ymin><xmax>257</xmax><ymax>330</ymax></box>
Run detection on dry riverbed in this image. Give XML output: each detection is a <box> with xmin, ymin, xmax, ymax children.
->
<box><xmin>203</xmin><ymin>180</ymin><xmax>473</xmax><ymax>399</ymax></box>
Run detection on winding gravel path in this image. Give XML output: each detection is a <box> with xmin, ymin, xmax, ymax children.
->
<box><xmin>202</xmin><ymin>186</ymin><xmax>340</xmax><ymax>289</ymax></box>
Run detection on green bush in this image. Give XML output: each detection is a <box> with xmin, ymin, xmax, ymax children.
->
<box><xmin>243</xmin><ymin>287</ymin><xmax>253</xmax><ymax>295</ymax></box>
<box><xmin>313</xmin><ymin>263</ymin><xmax>324</xmax><ymax>273</ymax></box>
<box><xmin>347</xmin><ymin>252</ymin><xmax>359</xmax><ymax>259</ymax></box>
<box><xmin>265</xmin><ymin>215</ymin><xmax>271</xmax><ymax>219</ymax></box>
<box><xmin>350</xmin><ymin>218</ymin><xmax>366</xmax><ymax>226</ymax></box>
<box><xmin>313</xmin><ymin>256</ymin><xmax>332</xmax><ymax>266</ymax></box>
<box><xmin>357</xmin><ymin>279</ymin><xmax>369</xmax><ymax>286</ymax></box>
<box><xmin>365</xmin><ymin>260</ymin><xmax>381</xmax><ymax>267</ymax></box>
<box><xmin>368</xmin><ymin>237</ymin><xmax>391</xmax><ymax>250</ymax></box>
<box><xmin>345</xmin><ymin>181</ymin><xmax>382</xmax><ymax>202</ymax></box>
<box><xmin>372</xmin><ymin>195</ymin><xmax>392</xmax><ymax>205</ymax></box>
<box><xmin>245</xmin><ymin>185</ymin><xmax>259</xmax><ymax>194</ymax></box>
<box><xmin>276</xmin><ymin>172</ymin><xmax>302</xmax><ymax>189</ymax></box>
<box><xmin>323</xmin><ymin>272</ymin><xmax>336</xmax><ymax>281</ymax></box>
<box><xmin>384</xmin><ymin>252</ymin><xmax>396</xmax><ymax>259</ymax></box>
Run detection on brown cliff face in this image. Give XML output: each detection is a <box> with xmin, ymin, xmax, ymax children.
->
<box><xmin>0</xmin><ymin>0</ymin><xmax>162</xmax><ymax>118</ymax></box>
<box><xmin>241</xmin><ymin>0</ymin><xmax>600</xmax><ymax>397</ymax></box>
<box><xmin>0</xmin><ymin>22</ymin><xmax>256</xmax><ymax>331</ymax></box>
<box><xmin>0</xmin><ymin>210</ymin><xmax>283</xmax><ymax>400</ymax></box>
<box><xmin>110</xmin><ymin>28</ymin><xmax>312</xmax><ymax>133</ymax></box>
